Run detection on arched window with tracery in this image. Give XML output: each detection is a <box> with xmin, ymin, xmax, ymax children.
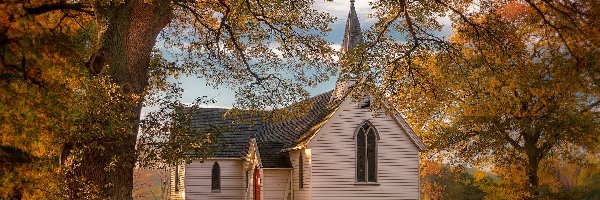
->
<box><xmin>212</xmin><ymin>162</ymin><xmax>221</xmax><ymax>192</ymax></box>
<box><xmin>355</xmin><ymin>121</ymin><xmax>378</xmax><ymax>183</ymax></box>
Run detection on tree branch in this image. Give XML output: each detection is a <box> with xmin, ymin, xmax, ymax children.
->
<box><xmin>505</xmin><ymin>132</ymin><xmax>524</xmax><ymax>150</ymax></box>
<box><xmin>388</xmin><ymin>0</ymin><xmax>420</xmax><ymax>66</ymax></box>
<box><xmin>524</xmin><ymin>0</ymin><xmax>577</xmax><ymax>59</ymax></box>
<box><xmin>173</xmin><ymin>2</ymin><xmax>214</xmax><ymax>31</ymax></box>
<box><xmin>433</xmin><ymin>0</ymin><xmax>486</xmax><ymax>37</ymax></box>
<box><xmin>24</xmin><ymin>2</ymin><xmax>94</xmax><ymax>16</ymax></box>
<box><xmin>581</xmin><ymin>99</ymin><xmax>600</xmax><ymax>113</ymax></box>
<box><xmin>217</xmin><ymin>0</ymin><xmax>264</xmax><ymax>83</ymax></box>
<box><xmin>402</xmin><ymin>0</ymin><xmax>419</xmax><ymax>48</ymax></box>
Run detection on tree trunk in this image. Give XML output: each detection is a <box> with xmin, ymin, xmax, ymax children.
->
<box><xmin>67</xmin><ymin>0</ymin><xmax>172</xmax><ymax>199</ymax></box>
<box><xmin>526</xmin><ymin>147</ymin><xmax>541</xmax><ymax>199</ymax></box>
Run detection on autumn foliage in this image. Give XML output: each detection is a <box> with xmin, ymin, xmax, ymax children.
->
<box><xmin>2</xmin><ymin>0</ymin><xmax>600</xmax><ymax>199</ymax></box>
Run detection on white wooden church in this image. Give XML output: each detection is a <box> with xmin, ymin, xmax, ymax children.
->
<box><xmin>170</xmin><ymin>1</ymin><xmax>427</xmax><ymax>199</ymax></box>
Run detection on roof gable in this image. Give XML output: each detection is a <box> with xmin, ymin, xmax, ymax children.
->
<box><xmin>292</xmin><ymin>96</ymin><xmax>428</xmax><ymax>152</ymax></box>
<box><xmin>391</xmin><ymin>112</ymin><xmax>428</xmax><ymax>151</ymax></box>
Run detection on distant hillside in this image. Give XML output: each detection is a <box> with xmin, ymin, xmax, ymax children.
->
<box><xmin>133</xmin><ymin>168</ymin><xmax>169</xmax><ymax>200</ymax></box>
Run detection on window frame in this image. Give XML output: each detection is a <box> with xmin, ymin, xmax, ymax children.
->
<box><xmin>211</xmin><ymin>162</ymin><xmax>221</xmax><ymax>192</ymax></box>
<box><xmin>245</xmin><ymin>169</ymin><xmax>249</xmax><ymax>189</ymax></box>
<box><xmin>299</xmin><ymin>152</ymin><xmax>304</xmax><ymax>189</ymax></box>
<box><xmin>174</xmin><ymin>165</ymin><xmax>180</xmax><ymax>192</ymax></box>
<box><xmin>354</xmin><ymin>120</ymin><xmax>380</xmax><ymax>185</ymax></box>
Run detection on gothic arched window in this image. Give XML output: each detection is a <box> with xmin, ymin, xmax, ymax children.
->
<box><xmin>174</xmin><ymin>165</ymin><xmax>180</xmax><ymax>192</ymax></box>
<box><xmin>299</xmin><ymin>153</ymin><xmax>304</xmax><ymax>189</ymax></box>
<box><xmin>212</xmin><ymin>162</ymin><xmax>221</xmax><ymax>192</ymax></box>
<box><xmin>355</xmin><ymin>121</ymin><xmax>378</xmax><ymax>183</ymax></box>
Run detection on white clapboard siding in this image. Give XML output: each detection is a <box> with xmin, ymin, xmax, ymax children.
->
<box><xmin>291</xmin><ymin>150</ymin><xmax>312</xmax><ymax>200</ymax></box>
<box><xmin>170</xmin><ymin>164</ymin><xmax>185</xmax><ymax>200</ymax></box>
<box><xmin>309</xmin><ymin>98</ymin><xmax>421</xmax><ymax>200</ymax></box>
<box><xmin>263</xmin><ymin>169</ymin><xmax>291</xmax><ymax>200</ymax></box>
<box><xmin>184</xmin><ymin>159</ymin><xmax>245</xmax><ymax>200</ymax></box>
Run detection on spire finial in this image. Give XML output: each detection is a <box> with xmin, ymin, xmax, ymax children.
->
<box><xmin>341</xmin><ymin>0</ymin><xmax>363</xmax><ymax>53</ymax></box>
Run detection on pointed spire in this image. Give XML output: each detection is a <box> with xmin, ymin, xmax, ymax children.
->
<box><xmin>341</xmin><ymin>0</ymin><xmax>363</xmax><ymax>53</ymax></box>
<box><xmin>332</xmin><ymin>1</ymin><xmax>363</xmax><ymax>102</ymax></box>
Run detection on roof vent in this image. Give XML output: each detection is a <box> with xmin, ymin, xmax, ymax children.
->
<box><xmin>359</xmin><ymin>96</ymin><xmax>370</xmax><ymax>108</ymax></box>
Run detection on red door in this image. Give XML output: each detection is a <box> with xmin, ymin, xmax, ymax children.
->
<box><xmin>253</xmin><ymin>167</ymin><xmax>261</xmax><ymax>200</ymax></box>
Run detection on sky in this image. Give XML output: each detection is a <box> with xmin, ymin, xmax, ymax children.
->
<box><xmin>156</xmin><ymin>0</ymin><xmax>376</xmax><ymax>109</ymax></box>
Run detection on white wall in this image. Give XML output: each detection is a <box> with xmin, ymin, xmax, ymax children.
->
<box><xmin>184</xmin><ymin>159</ymin><xmax>246</xmax><ymax>200</ymax></box>
<box><xmin>290</xmin><ymin>150</ymin><xmax>312</xmax><ymax>200</ymax></box>
<box><xmin>262</xmin><ymin>169</ymin><xmax>291</xmax><ymax>200</ymax></box>
<box><xmin>169</xmin><ymin>164</ymin><xmax>185</xmax><ymax>200</ymax></box>
<box><xmin>308</xmin><ymin>98</ymin><xmax>421</xmax><ymax>200</ymax></box>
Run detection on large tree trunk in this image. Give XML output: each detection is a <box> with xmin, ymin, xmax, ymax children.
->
<box><xmin>67</xmin><ymin>0</ymin><xmax>172</xmax><ymax>199</ymax></box>
<box><xmin>527</xmin><ymin>157</ymin><xmax>540</xmax><ymax>199</ymax></box>
<box><xmin>526</xmin><ymin>146</ymin><xmax>541</xmax><ymax>199</ymax></box>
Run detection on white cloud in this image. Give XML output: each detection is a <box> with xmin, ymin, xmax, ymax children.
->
<box><xmin>202</xmin><ymin>104</ymin><xmax>232</xmax><ymax>109</ymax></box>
<box><xmin>330</xmin><ymin>43</ymin><xmax>342</xmax><ymax>51</ymax></box>
<box><xmin>314</xmin><ymin>0</ymin><xmax>374</xmax><ymax>25</ymax></box>
<box><xmin>330</xmin><ymin>44</ymin><xmax>341</xmax><ymax>61</ymax></box>
<box><xmin>267</xmin><ymin>42</ymin><xmax>285</xmax><ymax>58</ymax></box>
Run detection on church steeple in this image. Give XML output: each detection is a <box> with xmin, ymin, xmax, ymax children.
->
<box><xmin>341</xmin><ymin>0</ymin><xmax>363</xmax><ymax>53</ymax></box>
<box><xmin>332</xmin><ymin>0</ymin><xmax>363</xmax><ymax>102</ymax></box>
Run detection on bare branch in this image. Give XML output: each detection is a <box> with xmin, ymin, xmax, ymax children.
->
<box><xmin>217</xmin><ymin>0</ymin><xmax>263</xmax><ymax>83</ymax></box>
<box><xmin>402</xmin><ymin>0</ymin><xmax>419</xmax><ymax>47</ymax></box>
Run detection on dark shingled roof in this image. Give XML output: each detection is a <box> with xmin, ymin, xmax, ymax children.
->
<box><xmin>256</xmin><ymin>92</ymin><xmax>334</xmax><ymax>146</ymax></box>
<box><xmin>256</xmin><ymin>141</ymin><xmax>291</xmax><ymax>168</ymax></box>
<box><xmin>190</xmin><ymin>108</ymin><xmax>263</xmax><ymax>158</ymax></box>
<box><xmin>190</xmin><ymin>91</ymin><xmax>333</xmax><ymax>168</ymax></box>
